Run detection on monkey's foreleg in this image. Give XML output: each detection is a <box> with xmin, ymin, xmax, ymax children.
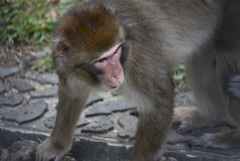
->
<box><xmin>36</xmin><ymin>80</ymin><xmax>89</xmax><ymax>161</ymax></box>
<box><xmin>173</xmin><ymin>44</ymin><xmax>228</xmax><ymax>134</ymax></box>
<box><xmin>132</xmin><ymin>92</ymin><xmax>173</xmax><ymax>161</ymax></box>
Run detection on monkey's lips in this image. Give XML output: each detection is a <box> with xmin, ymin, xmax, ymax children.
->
<box><xmin>102</xmin><ymin>82</ymin><xmax>119</xmax><ymax>90</ymax></box>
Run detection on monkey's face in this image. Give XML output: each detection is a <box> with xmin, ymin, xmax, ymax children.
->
<box><xmin>53</xmin><ymin>4</ymin><xmax>125</xmax><ymax>90</ymax></box>
<box><xmin>92</xmin><ymin>43</ymin><xmax>124</xmax><ymax>90</ymax></box>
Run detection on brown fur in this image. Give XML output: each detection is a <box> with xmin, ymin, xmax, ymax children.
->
<box><xmin>174</xmin><ymin>0</ymin><xmax>240</xmax><ymax>149</ymax></box>
<box><xmin>36</xmin><ymin>0</ymin><xmax>231</xmax><ymax>161</ymax></box>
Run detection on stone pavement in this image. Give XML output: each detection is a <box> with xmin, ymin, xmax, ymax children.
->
<box><xmin>0</xmin><ymin>65</ymin><xmax>240</xmax><ymax>161</ymax></box>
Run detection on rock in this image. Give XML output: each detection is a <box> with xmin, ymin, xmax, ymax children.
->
<box><xmin>0</xmin><ymin>81</ymin><xmax>6</xmax><ymax>94</ymax></box>
<box><xmin>167</xmin><ymin>130</ymin><xmax>192</xmax><ymax>145</ymax></box>
<box><xmin>0</xmin><ymin>148</ymin><xmax>8</xmax><ymax>161</ymax></box>
<box><xmin>24</xmin><ymin>72</ymin><xmax>38</xmax><ymax>80</ymax></box>
<box><xmin>0</xmin><ymin>101</ymin><xmax>47</xmax><ymax>124</ymax></box>
<box><xmin>6</xmin><ymin>140</ymin><xmax>37</xmax><ymax>161</ymax></box>
<box><xmin>81</xmin><ymin>116</ymin><xmax>113</xmax><ymax>134</ymax></box>
<box><xmin>167</xmin><ymin>157</ymin><xmax>178</xmax><ymax>161</ymax></box>
<box><xmin>0</xmin><ymin>66</ymin><xmax>19</xmax><ymax>78</ymax></box>
<box><xmin>77</xmin><ymin>118</ymin><xmax>90</xmax><ymax>127</ymax></box>
<box><xmin>25</xmin><ymin>72</ymin><xmax>59</xmax><ymax>85</ymax></box>
<box><xmin>117</xmin><ymin>112</ymin><xmax>138</xmax><ymax>139</ymax></box>
<box><xmin>31</xmin><ymin>87</ymin><xmax>58</xmax><ymax>98</ymax></box>
<box><xmin>44</xmin><ymin>115</ymin><xmax>89</xmax><ymax>129</ymax></box>
<box><xmin>0</xmin><ymin>94</ymin><xmax>23</xmax><ymax>107</ymax></box>
<box><xmin>36</xmin><ymin>73</ymin><xmax>59</xmax><ymax>85</ymax></box>
<box><xmin>85</xmin><ymin>93</ymin><xmax>104</xmax><ymax>107</ymax></box>
<box><xmin>85</xmin><ymin>97</ymin><xmax>136</xmax><ymax>117</ymax></box>
<box><xmin>44</xmin><ymin>115</ymin><xmax>56</xmax><ymax>129</ymax></box>
<box><xmin>9</xmin><ymin>78</ymin><xmax>35</xmax><ymax>93</ymax></box>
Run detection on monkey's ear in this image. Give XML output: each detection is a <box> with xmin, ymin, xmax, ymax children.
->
<box><xmin>56</xmin><ymin>41</ymin><xmax>71</xmax><ymax>55</ymax></box>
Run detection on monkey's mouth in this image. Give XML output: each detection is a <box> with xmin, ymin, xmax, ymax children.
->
<box><xmin>102</xmin><ymin>82</ymin><xmax>119</xmax><ymax>90</ymax></box>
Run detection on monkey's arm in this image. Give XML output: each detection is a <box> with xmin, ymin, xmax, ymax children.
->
<box><xmin>131</xmin><ymin>76</ymin><xmax>174</xmax><ymax>161</ymax></box>
<box><xmin>36</xmin><ymin>77</ymin><xmax>89</xmax><ymax>161</ymax></box>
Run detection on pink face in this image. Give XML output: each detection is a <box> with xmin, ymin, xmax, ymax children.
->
<box><xmin>92</xmin><ymin>43</ymin><xmax>124</xmax><ymax>90</ymax></box>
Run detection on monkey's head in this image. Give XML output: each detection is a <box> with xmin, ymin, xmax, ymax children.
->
<box><xmin>53</xmin><ymin>3</ymin><xmax>126</xmax><ymax>90</ymax></box>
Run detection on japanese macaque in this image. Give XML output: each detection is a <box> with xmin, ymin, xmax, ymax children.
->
<box><xmin>174</xmin><ymin>1</ymin><xmax>240</xmax><ymax>149</ymax></box>
<box><xmin>35</xmin><ymin>0</ymin><xmax>236</xmax><ymax>161</ymax></box>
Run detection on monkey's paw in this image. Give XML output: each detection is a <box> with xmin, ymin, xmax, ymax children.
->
<box><xmin>190</xmin><ymin>129</ymin><xmax>240</xmax><ymax>149</ymax></box>
<box><xmin>173</xmin><ymin>106</ymin><xmax>211</xmax><ymax>134</ymax></box>
<box><xmin>36</xmin><ymin>138</ymin><xmax>69</xmax><ymax>161</ymax></box>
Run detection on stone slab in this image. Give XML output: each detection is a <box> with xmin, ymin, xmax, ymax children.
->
<box><xmin>0</xmin><ymin>101</ymin><xmax>47</xmax><ymax>124</ymax></box>
<box><xmin>85</xmin><ymin>97</ymin><xmax>136</xmax><ymax>117</ymax></box>
<box><xmin>44</xmin><ymin>115</ymin><xmax>89</xmax><ymax>129</ymax></box>
<box><xmin>31</xmin><ymin>87</ymin><xmax>58</xmax><ymax>98</ymax></box>
<box><xmin>9</xmin><ymin>78</ymin><xmax>35</xmax><ymax>93</ymax></box>
<box><xmin>81</xmin><ymin>116</ymin><xmax>114</xmax><ymax>134</ymax></box>
<box><xmin>6</xmin><ymin>140</ymin><xmax>37</xmax><ymax>161</ymax></box>
<box><xmin>0</xmin><ymin>66</ymin><xmax>19</xmax><ymax>78</ymax></box>
<box><xmin>117</xmin><ymin>111</ymin><xmax>138</xmax><ymax>139</ymax></box>
<box><xmin>85</xmin><ymin>93</ymin><xmax>104</xmax><ymax>107</ymax></box>
<box><xmin>0</xmin><ymin>81</ymin><xmax>6</xmax><ymax>94</ymax></box>
<box><xmin>0</xmin><ymin>94</ymin><xmax>23</xmax><ymax>107</ymax></box>
<box><xmin>36</xmin><ymin>73</ymin><xmax>59</xmax><ymax>85</ymax></box>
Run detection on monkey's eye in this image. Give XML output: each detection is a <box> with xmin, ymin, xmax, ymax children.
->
<box><xmin>98</xmin><ymin>58</ymin><xmax>108</xmax><ymax>62</ymax></box>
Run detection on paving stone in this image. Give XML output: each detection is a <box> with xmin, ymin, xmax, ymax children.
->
<box><xmin>6</xmin><ymin>140</ymin><xmax>37</xmax><ymax>161</ymax></box>
<box><xmin>77</xmin><ymin>118</ymin><xmax>90</xmax><ymax>127</ymax></box>
<box><xmin>24</xmin><ymin>71</ymin><xmax>38</xmax><ymax>80</ymax></box>
<box><xmin>81</xmin><ymin>116</ymin><xmax>113</xmax><ymax>134</ymax></box>
<box><xmin>0</xmin><ymin>148</ymin><xmax>8</xmax><ymax>161</ymax></box>
<box><xmin>167</xmin><ymin>130</ymin><xmax>193</xmax><ymax>144</ymax></box>
<box><xmin>31</xmin><ymin>87</ymin><xmax>58</xmax><ymax>98</ymax></box>
<box><xmin>44</xmin><ymin>115</ymin><xmax>56</xmax><ymax>129</ymax></box>
<box><xmin>0</xmin><ymin>66</ymin><xmax>19</xmax><ymax>78</ymax></box>
<box><xmin>0</xmin><ymin>81</ymin><xmax>6</xmax><ymax>94</ymax></box>
<box><xmin>0</xmin><ymin>94</ymin><xmax>23</xmax><ymax>107</ymax></box>
<box><xmin>165</xmin><ymin>157</ymin><xmax>178</xmax><ymax>161</ymax></box>
<box><xmin>164</xmin><ymin>151</ymin><xmax>232</xmax><ymax>161</ymax></box>
<box><xmin>85</xmin><ymin>97</ymin><xmax>136</xmax><ymax>117</ymax></box>
<box><xmin>44</xmin><ymin>115</ymin><xmax>89</xmax><ymax>129</ymax></box>
<box><xmin>71</xmin><ymin>138</ymin><xmax>132</xmax><ymax>161</ymax></box>
<box><xmin>9</xmin><ymin>78</ymin><xmax>35</xmax><ymax>93</ymax></box>
<box><xmin>174</xmin><ymin>91</ymin><xmax>196</xmax><ymax>107</ymax></box>
<box><xmin>191</xmin><ymin>145</ymin><xmax>240</xmax><ymax>157</ymax></box>
<box><xmin>0</xmin><ymin>101</ymin><xmax>47</xmax><ymax>124</ymax></box>
<box><xmin>190</xmin><ymin>126</ymin><xmax>229</xmax><ymax>137</ymax></box>
<box><xmin>36</xmin><ymin>73</ymin><xmax>59</xmax><ymax>85</ymax></box>
<box><xmin>85</xmin><ymin>93</ymin><xmax>104</xmax><ymax>107</ymax></box>
<box><xmin>117</xmin><ymin>112</ymin><xmax>138</xmax><ymax>139</ymax></box>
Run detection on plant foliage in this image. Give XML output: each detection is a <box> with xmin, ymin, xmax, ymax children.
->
<box><xmin>0</xmin><ymin>0</ymin><xmax>65</xmax><ymax>45</ymax></box>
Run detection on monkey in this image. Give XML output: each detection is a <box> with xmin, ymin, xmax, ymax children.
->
<box><xmin>35</xmin><ymin>0</ymin><xmax>228</xmax><ymax>161</ymax></box>
<box><xmin>174</xmin><ymin>0</ymin><xmax>240</xmax><ymax>149</ymax></box>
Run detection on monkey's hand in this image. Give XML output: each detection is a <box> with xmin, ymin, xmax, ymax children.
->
<box><xmin>36</xmin><ymin>137</ymin><xmax>69</xmax><ymax>161</ymax></box>
<box><xmin>227</xmin><ymin>75</ymin><xmax>240</xmax><ymax>100</ymax></box>
<box><xmin>173</xmin><ymin>106</ymin><xmax>214</xmax><ymax>134</ymax></box>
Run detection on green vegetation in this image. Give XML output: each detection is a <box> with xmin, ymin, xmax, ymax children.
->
<box><xmin>0</xmin><ymin>0</ymin><xmax>80</xmax><ymax>45</ymax></box>
<box><xmin>0</xmin><ymin>0</ymin><xmax>78</xmax><ymax>71</ymax></box>
<box><xmin>1</xmin><ymin>0</ymin><xmax>55</xmax><ymax>45</ymax></box>
<box><xmin>173</xmin><ymin>63</ymin><xmax>186</xmax><ymax>87</ymax></box>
